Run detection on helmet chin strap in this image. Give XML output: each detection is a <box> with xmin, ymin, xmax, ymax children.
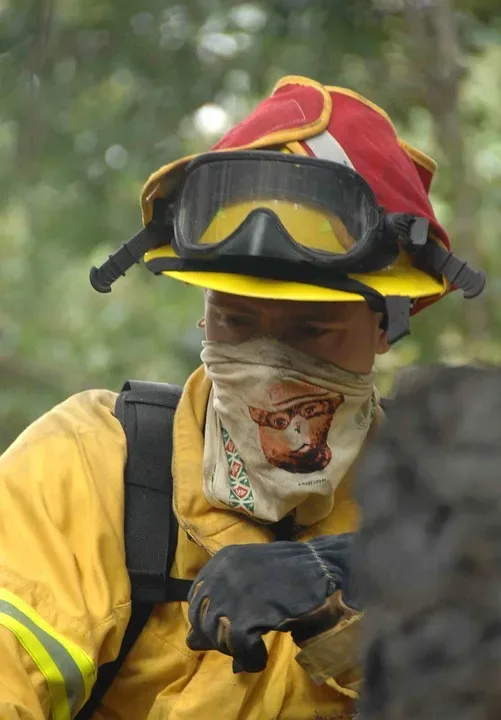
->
<box><xmin>358</xmin><ymin>290</ymin><xmax>411</xmax><ymax>346</ymax></box>
<box><xmin>381</xmin><ymin>297</ymin><xmax>412</xmax><ymax>345</ymax></box>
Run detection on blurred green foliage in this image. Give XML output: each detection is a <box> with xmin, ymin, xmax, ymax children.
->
<box><xmin>1</xmin><ymin>0</ymin><xmax>500</xmax><ymax>449</ymax></box>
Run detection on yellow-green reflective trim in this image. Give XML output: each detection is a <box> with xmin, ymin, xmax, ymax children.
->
<box><xmin>0</xmin><ymin>590</ymin><xmax>96</xmax><ymax>719</ymax></box>
<box><xmin>0</xmin><ymin>612</ymin><xmax>70</xmax><ymax>720</ymax></box>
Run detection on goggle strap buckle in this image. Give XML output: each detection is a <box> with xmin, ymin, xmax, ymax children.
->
<box><xmin>418</xmin><ymin>242</ymin><xmax>486</xmax><ymax>299</ymax></box>
<box><xmin>152</xmin><ymin>198</ymin><xmax>174</xmax><ymax>225</ymax></box>
<box><xmin>385</xmin><ymin>213</ymin><xmax>429</xmax><ymax>250</ymax></box>
<box><xmin>390</xmin><ymin>213</ymin><xmax>487</xmax><ymax>300</ymax></box>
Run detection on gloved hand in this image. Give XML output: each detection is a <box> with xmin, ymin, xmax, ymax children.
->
<box><xmin>186</xmin><ymin>534</ymin><xmax>357</xmax><ymax>673</ymax></box>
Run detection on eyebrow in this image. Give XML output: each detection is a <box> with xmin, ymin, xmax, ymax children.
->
<box><xmin>299</xmin><ymin>316</ymin><xmax>352</xmax><ymax>325</ymax></box>
<box><xmin>210</xmin><ymin>297</ymin><xmax>351</xmax><ymax>322</ymax></box>
<box><xmin>213</xmin><ymin>302</ymin><xmax>257</xmax><ymax>314</ymax></box>
<box><xmin>292</xmin><ymin>308</ymin><xmax>350</xmax><ymax>322</ymax></box>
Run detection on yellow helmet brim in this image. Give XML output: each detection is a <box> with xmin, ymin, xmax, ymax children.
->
<box><xmin>144</xmin><ymin>246</ymin><xmax>446</xmax><ymax>302</ymax></box>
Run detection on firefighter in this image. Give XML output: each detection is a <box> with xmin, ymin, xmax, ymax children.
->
<box><xmin>0</xmin><ymin>75</ymin><xmax>485</xmax><ymax>719</ymax></box>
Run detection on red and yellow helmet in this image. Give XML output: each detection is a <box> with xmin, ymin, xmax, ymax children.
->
<box><xmin>90</xmin><ymin>75</ymin><xmax>485</xmax><ymax>340</ymax></box>
<box><xmin>142</xmin><ymin>76</ymin><xmax>452</xmax><ymax>314</ymax></box>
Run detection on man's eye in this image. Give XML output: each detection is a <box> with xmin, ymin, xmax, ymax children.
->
<box><xmin>224</xmin><ymin>314</ymin><xmax>253</xmax><ymax>327</ymax></box>
<box><xmin>301</xmin><ymin>325</ymin><xmax>330</xmax><ymax>338</ymax></box>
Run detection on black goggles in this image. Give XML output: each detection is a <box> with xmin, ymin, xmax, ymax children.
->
<box><xmin>154</xmin><ymin>151</ymin><xmax>484</xmax><ymax>292</ymax></box>
<box><xmin>89</xmin><ymin>151</ymin><xmax>486</xmax><ymax>343</ymax></box>
<box><xmin>171</xmin><ymin>151</ymin><xmax>389</xmax><ymax>272</ymax></box>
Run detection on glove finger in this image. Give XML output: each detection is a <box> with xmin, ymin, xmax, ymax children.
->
<box><xmin>187</xmin><ymin>594</ymin><xmax>215</xmax><ymax>651</ymax></box>
<box><xmin>187</xmin><ymin>617</ymin><xmax>235</xmax><ymax>658</ymax></box>
<box><xmin>187</xmin><ymin>579</ymin><xmax>204</xmax><ymax>604</ymax></box>
<box><xmin>187</xmin><ymin>587</ymin><xmax>210</xmax><ymax>636</ymax></box>
<box><xmin>216</xmin><ymin>615</ymin><xmax>234</xmax><ymax>655</ymax></box>
<box><xmin>232</xmin><ymin>657</ymin><xmax>246</xmax><ymax>674</ymax></box>
<box><xmin>186</xmin><ymin>624</ymin><xmax>214</xmax><ymax>652</ymax></box>
<box><xmin>229</xmin><ymin>624</ymin><xmax>269</xmax><ymax>673</ymax></box>
<box><xmin>188</xmin><ymin>615</ymin><xmax>269</xmax><ymax>671</ymax></box>
<box><xmin>231</xmin><ymin>636</ymin><xmax>268</xmax><ymax>674</ymax></box>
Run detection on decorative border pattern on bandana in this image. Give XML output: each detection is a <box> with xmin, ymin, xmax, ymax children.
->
<box><xmin>354</xmin><ymin>393</ymin><xmax>377</xmax><ymax>430</ymax></box>
<box><xmin>222</xmin><ymin>427</ymin><xmax>255</xmax><ymax>514</ymax></box>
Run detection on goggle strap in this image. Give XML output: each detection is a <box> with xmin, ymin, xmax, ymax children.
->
<box><xmin>89</xmin><ymin>224</ymin><xmax>168</xmax><ymax>293</ymax></box>
<box><xmin>145</xmin><ymin>255</ymin><xmax>380</xmax><ymax>299</ymax></box>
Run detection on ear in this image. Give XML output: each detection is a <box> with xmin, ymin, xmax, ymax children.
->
<box><xmin>375</xmin><ymin>328</ymin><xmax>391</xmax><ymax>356</ymax></box>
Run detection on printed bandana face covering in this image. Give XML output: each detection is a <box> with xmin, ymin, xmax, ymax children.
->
<box><xmin>201</xmin><ymin>339</ymin><xmax>376</xmax><ymax>526</ymax></box>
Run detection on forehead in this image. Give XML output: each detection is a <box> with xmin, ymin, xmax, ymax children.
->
<box><xmin>205</xmin><ymin>290</ymin><xmax>365</xmax><ymax>320</ymax></box>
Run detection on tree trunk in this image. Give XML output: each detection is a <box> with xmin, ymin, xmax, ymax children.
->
<box><xmin>15</xmin><ymin>0</ymin><xmax>55</xmax><ymax>183</ymax></box>
<box><xmin>355</xmin><ymin>364</ymin><xmax>501</xmax><ymax>719</ymax></box>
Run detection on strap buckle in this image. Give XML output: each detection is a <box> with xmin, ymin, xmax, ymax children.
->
<box><xmin>386</xmin><ymin>213</ymin><xmax>486</xmax><ymax>300</ymax></box>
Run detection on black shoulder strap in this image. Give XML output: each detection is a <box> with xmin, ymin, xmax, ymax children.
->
<box><xmin>76</xmin><ymin>380</ymin><xmax>192</xmax><ymax>719</ymax></box>
<box><xmin>117</xmin><ymin>380</ymin><xmax>192</xmax><ymax>605</ymax></box>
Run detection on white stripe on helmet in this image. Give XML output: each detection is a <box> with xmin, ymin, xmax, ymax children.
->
<box><xmin>303</xmin><ymin>131</ymin><xmax>355</xmax><ymax>169</ymax></box>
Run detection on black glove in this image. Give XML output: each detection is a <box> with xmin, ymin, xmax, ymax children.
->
<box><xmin>186</xmin><ymin>534</ymin><xmax>355</xmax><ymax>673</ymax></box>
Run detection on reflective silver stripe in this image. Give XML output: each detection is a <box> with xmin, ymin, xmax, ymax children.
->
<box><xmin>303</xmin><ymin>130</ymin><xmax>356</xmax><ymax>169</ymax></box>
<box><xmin>0</xmin><ymin>598</ymin><xmax>85</xmax><ymax>714</ymax></box>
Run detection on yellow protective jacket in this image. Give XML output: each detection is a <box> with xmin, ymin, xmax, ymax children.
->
<box><xmin>0</xmin><ymin>366</ymin><xmax>367</xmax><ymax>720</ymax></box>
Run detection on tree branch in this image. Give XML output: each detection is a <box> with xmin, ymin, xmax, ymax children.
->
<box><xmin>15</xmin><ymin>0</ymin><xmax>56</xmax><ymax>182</ymax></box>
<box><xmin>402</xmin><ymin>0</ymin><xmax>491</xmax><ymax>340</ymax></box>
